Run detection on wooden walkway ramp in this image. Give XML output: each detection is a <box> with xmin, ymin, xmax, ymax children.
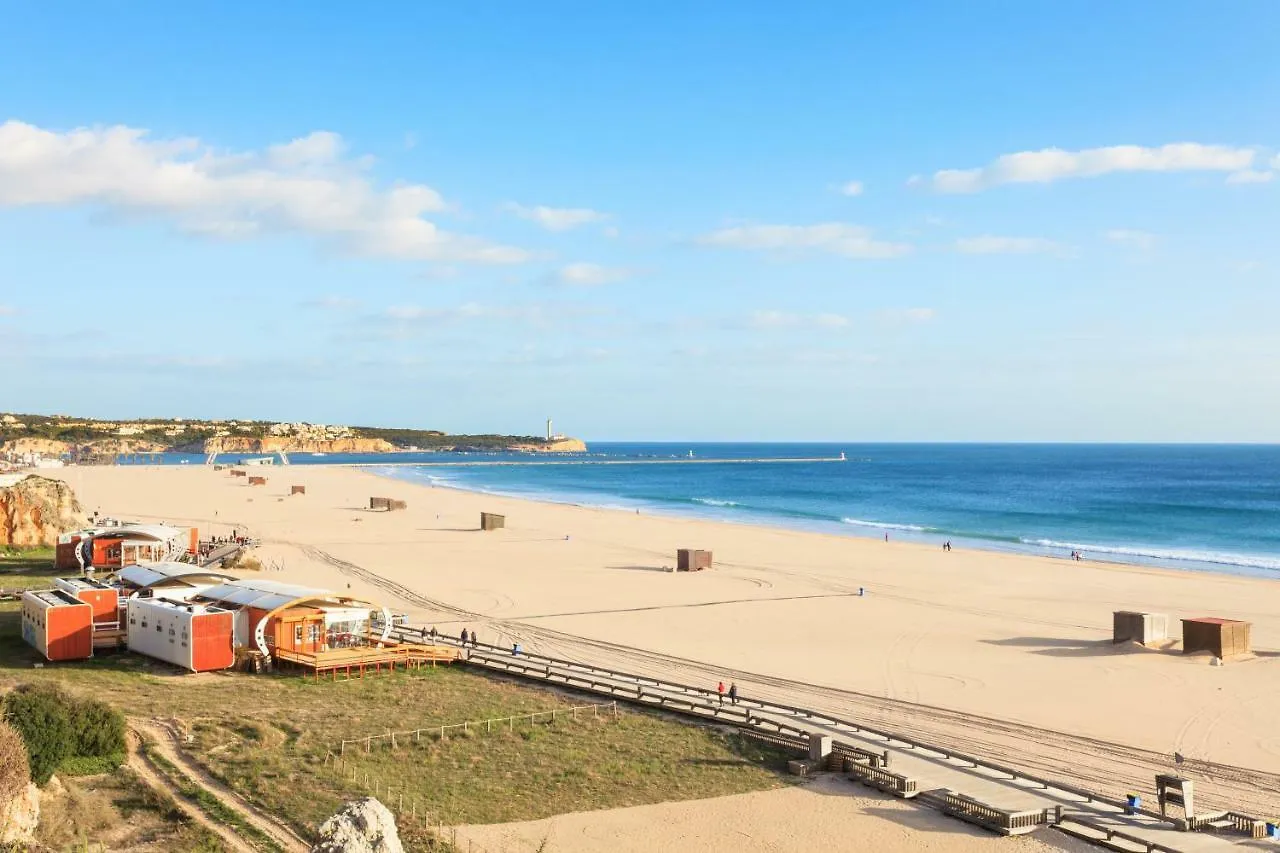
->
<box><xmin>392</xmin><ymin>627</ymin><xmax>1271</xmax><ymax>852</ymax></box>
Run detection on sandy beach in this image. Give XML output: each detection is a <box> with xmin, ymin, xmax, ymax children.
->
<box><xmin>46</xmin><ymin>464</ymin><xmax>1280</xmax><ymax>821</ymax></box>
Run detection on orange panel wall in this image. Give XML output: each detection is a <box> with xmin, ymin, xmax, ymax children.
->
<box><xmin>188</xmin><ymin>528</ymin><xmax>199</xmax><ymax>555</ymax></box>
<box><xmin>191</xmin><ymin>611</ymin><xmax>234</xmax><ymax>671</ymax></box>
<box><xmin>46</xmin><ymin>606</ymin><xmax>93</xmax><ymax>661</ymax></box>
<box><xmin>92</xmin><ymin>537</ymin><xmax>122</xmax><ymax>568</ymax></box>
<box><xmin>78</xmin><ymin>589</ymin><xmax>120</xmax><ymax>624</ymax></box>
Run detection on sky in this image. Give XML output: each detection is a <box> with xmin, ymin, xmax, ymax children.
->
<box><xmin>1</xmin><ymin>2</ymin><xmax>1278</xmax><ymax>441</ymax></box>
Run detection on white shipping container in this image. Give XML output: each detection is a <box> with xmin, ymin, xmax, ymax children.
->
<box><xmin>126</xmin><ymin>597</ymin><xmax>234</xmax><ymax>672</ymax></box>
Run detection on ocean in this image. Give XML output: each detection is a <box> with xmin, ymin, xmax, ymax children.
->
<box><xmin>137</xmin><ymin>444</ymin><xmax>1280</xmax><ymax>578</ymax></box>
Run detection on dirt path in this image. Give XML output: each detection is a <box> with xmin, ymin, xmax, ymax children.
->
<box><xmin>126</xmin><ymin>729</ymin><xmax>256</xmax><ymax>853</ymax></box>
<box><xmin>131</xmin><ymin>719</ymin><xmax>312</xmax><ymax>853</ymax></box>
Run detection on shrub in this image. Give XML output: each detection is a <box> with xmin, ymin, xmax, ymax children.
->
<box><xmin>67</xmin><ymin>696</ymin><xmax>125</xmax><ymax>760</ymax></box>
<box><xmin>0</xmin><ymin>719</ymin><xmax>30</xmax><ymax>804</ymax></box>
<box><xmin>3</xmin><ymin>686</ymin><xmax>71</xmax><ymax>785</ymax></box>
<box><xmin>2</xmin><ymin>686</ymin><xmax>126</xmax><ymax>785</ymax></box>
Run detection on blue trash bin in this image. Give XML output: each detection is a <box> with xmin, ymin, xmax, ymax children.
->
<box><xmin>1125</xmin><ymin>795</ymin><xmax>1141</xmax><ymax>815</ymax></box>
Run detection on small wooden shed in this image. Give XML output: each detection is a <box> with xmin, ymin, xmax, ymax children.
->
<box><xmin>1182</xmin><ymin>617</ymin><xmax>1251</xmax><ymax>659</ymax></box>
<box><xmin>290</xmin><ymin>485</ymin><xmax>306</xmax><ymax>496</ymax></box>
<box><xmin>480</xmin><ymin>512</ymin><xmax>505</xmax><ymax>531</ymax></box>
<box><xmin>677</xmin><ymin>549</ymin><xmax>713</xmax><ymax>571</ymax></box>
<box><xmin>1113</xmin><ymin>611</ymin><xmax>1169</xmax><ymax>646</ymax></box>
<box><xmin>369</xmin><ymin>497</ymin><xmax>406</xmax><ymax>511</ymax></box>
<box><xmin>230</xmin><ymin>469</ymin><xmax>247</xmax><ymax>477</ymax></box>
<box><xmin>248</xmin><ymin>476</ymin><xmax>267</xmax><ymax>486</ymax></box>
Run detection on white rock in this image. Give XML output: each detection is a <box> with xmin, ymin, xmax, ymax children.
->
<box><xmin>0</xmin><ymin>782</ymin><xmax>40</xmax><ymax>845</ymax></box>
<box><xmin>312</xmin><ymin>797</ymin><xmax>404</xmax><ymax>853</ymax></box>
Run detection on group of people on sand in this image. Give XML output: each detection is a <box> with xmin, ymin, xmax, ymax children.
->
<box><xmin>716</xmin><ymin>681</ymin><xmax>739</xmax><ymax>705</ymax></box>
<box><xmin>1070</xmin><ymin>550</ymin><xmax>1084</xmax><ymax>561</ymax></box>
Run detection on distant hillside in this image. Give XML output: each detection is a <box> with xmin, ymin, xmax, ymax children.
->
<box><xmin>0</xmin><ymin>413</ymin><xmax>584</xmax><ymax>455</ymax></box>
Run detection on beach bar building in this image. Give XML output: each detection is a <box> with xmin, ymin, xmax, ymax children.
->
<box><xmin>21</xmin><ymin>589</ymin><xmax>94</xmax><ymax>661</ymax></box>
<box><xmin>55</xmin><ymin>524</ymin><xmax>198</xmax><ymax>572</ymax></box>
<box><xmin>193</xmin><ymin>579</ymin><xmax>392</xmax><ymax>659</ymax></box>
<box><xmin>126</xmin><ymin>597</ymin><xmax>236</xmax><ymax>672</ymax></box>
<box><xmin>115</xmin><ymin>561</ymin><xmax>237</xmax><ymax>602</ymax></box>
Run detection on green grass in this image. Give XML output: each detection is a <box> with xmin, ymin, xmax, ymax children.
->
<box><xmin>58</xmin><ymin>752</ymin><xmax>126</xmax><ymax>777</ymax></box>
<box><xmin>143</xmin><ymin>744</ymin><xmax>284</xmax><ymax>853</ymax></box>
<box><xmin>0</xmin><ymin>547</ymin><xmax>59</xmax><ymax>592</ymax></box>
<box><xmin>0</xmin><ymin>559</ymin><xmax>794</xmax><ymax>850</ymax></box>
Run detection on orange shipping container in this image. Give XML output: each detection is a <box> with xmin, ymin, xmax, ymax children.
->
<box><xmin>54</xmin><ymin>577</ymin><xmax>120</xmax><ymax>625</ymax></box>
<box><xmin>21</xmin><ymin>590</ymin><xmax>94</xmax><ymax>662</ymax></box>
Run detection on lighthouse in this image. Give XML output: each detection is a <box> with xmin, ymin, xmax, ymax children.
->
<box><xmin>546</xmin><ymin>418</ymin><xmax>553</xmax><ymax>441</ymax></box>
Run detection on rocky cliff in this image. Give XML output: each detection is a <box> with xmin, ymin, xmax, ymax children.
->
<box><xmin>0</xmin><ymin>475</ymin><xmax>85</xmax><ymax>547</ymax></box>
<box><xmin>0</xmin><ymin>437</ymin><xmax>70</xmax><ymax>457</ymax></box>
<box><xmin>196</xmin><ymin>437</ymin><xmax>396</xmax><ymax>454</ymax></box>
<box><xmin>511</xmin><ymin>437</ymin><xmax>588</xmax><ymax>453</ymax></box>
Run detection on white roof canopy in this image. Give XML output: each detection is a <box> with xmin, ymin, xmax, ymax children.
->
<box><xmin>198</xmin><ymin>578</ymin><xmax>376</xmax><ymax>613</ymax></box>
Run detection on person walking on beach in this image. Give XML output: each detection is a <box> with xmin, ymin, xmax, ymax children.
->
<box><xmin>884</xmin><ymin>532</ymin><xmax>889</xmax><ymax>543</ymax></box>
<box><xmin>460</xmin><ymin>628</ymin><xmax>469</xmax><ymax>646</ymax></box>
<box><xmin>728</xmin><ymin>682</ymin><xmax>738</xmax><ymax>705</ymax></box>
<box><xmin>717</xmin><ymin>681</ymin><xmax>726</xmax><ymax>705</ymax></box>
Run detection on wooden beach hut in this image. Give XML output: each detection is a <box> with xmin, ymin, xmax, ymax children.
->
<box><xmin>480</xmin><ymin>512</ymin><xmax>505</xmax><ymax>531</ymax></box>
<box><xmin>1181</xmin><ymin>617</ymin><xmax>1251</xmax><ymax>659</ymax></box>
<box><xmin>677</xmin><ymin>549</ymin><xmax>713</xmax><ymax>571</ymax></box>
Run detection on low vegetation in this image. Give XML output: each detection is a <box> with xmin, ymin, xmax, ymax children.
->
<box><xmin>36</xmin><ymin>766</ymin><xmax>227</xmax><ymax>852</ymax></box>
<box><xmin>141</xmin><ymin>743</ymin><xmax>282</xmax><ymax>853</ymax></box>
<box><xmin>3</xmin><ymin>683</ymin><xmax>125</xmax><ymax>783</ymax></box>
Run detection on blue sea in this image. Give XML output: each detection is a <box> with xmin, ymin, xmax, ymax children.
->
<box><xmin>136</xmin><ymin>444</ymin><xmax>1280</xmax><ymax>578</ymax></box>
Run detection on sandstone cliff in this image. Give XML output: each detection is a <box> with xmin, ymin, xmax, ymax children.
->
<box><xmin>511</xmin><ymin>437</ymin><xmax>588</xmax><ymax>453</ymax></box>
<box><xmin>0</xmin><ymin>437</ymin><xmax>70</xmax><ymax>457</ymax></box>
<box><xmin>197</xmin><ymin>437</ymin><xmax>396</xmax><ymax>454</ymax></box>
<box><xmin>0</xmin><ymin>475</ymin><xmax>86</xmax><ymax>548</ymax></box>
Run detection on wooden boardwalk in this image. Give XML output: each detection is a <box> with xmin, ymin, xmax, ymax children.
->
<box><xmin>274</xmin><ymin>639</ymin><xmax>459</xmax><ymax>679</ymax></box>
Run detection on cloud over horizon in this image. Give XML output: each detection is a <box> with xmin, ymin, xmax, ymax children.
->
<box><xmin>954</xmin><ymin>235</ymin><xmax>1063</xmax><ymax>255</ymax></box>
<box><xmin>555</xmin><ymin>262</ymin><xmax>635</xmax><ymax>286</ymax></box>
<box><xmin>0</xmin><ymin>119</ymin><xmax>531</xmax><ymax>264</ymax></box>
<box><xmin>922</xmin><ymin>143</ymin><xmax>1256</xmax><ymax>193</ymax></box>
<box><xmin>698</xmin><ymin>223</ymin><xmax>911</xmax><ymax>259</ymax></box>
<box><xmin>504</xmin><ymin>202</ymin><xmax>610</xmax><ymax>231</ymax></box>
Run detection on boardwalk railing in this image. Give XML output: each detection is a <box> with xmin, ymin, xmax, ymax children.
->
<box><xmin>336</xmin><ymin>701</ymin><xmax>619</xmax><ymax>755</ymax></box>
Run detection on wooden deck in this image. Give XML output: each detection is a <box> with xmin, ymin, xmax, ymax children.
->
<box><xmin>273</xmin><ymin>640</ymin><xmax>460</xmax><ymax>679</ymax></box>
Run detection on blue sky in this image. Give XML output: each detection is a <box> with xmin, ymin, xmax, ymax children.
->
<box><xmin>1</xmin><ymin>3</ymin><xmax>1278</xmax><ymax>441</ymax></box>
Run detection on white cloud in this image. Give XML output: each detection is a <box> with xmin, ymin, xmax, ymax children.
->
<box><xmin>879</xmin><ymin>307</ymin><xmax>937</xmax><ymax>325</ymax></box>
<box><xmin>747</xmin><ymin>311</ymin><xmax>850</xmax><ymax>330</ymax></box>
<box><xmin>698</xmin><ymin>223</ymin><xmax>911</xmax><ymax>259</ymax></box>
<box><xmin>954</xmin><ymin>235</ymin><xmax>1062</xmax><ymax>255</ymax></box>
<box><xmin>837</xmin><ymin>180</ymin><xmax>864</xmax><ymax>197</ymax></box>
<box><xmin>1226</xmin><ymin>169</ymin><xmax>1274</xmax><ymax>185</ymax></box>
<box><xmin>504</xmin><ymin>202</ymin><xmax>609</xmax><ymax>231</ymax></box>
<box><xmin>306</xmin><ymin>295</ymin><xmax>361</xmax><ymax>310</ymax></box>
<box><xmin>0</xmin><ymin>119</ymin><xmax>529</xmax><ymax>264</ymax></box>
<box><xmin>926</xmin><ymin>143</ymin><xmax>1256</xmax><ymax>193</ymax></box>
<box><xmin>1105</xmin><ymin>229</ymin><xmax>1157</xmax><ymax>250</ymax></box>
<box><xmin>555</xmin><ymin>262</ymin><xmax>634</xmax><ymax>286</ymax></box>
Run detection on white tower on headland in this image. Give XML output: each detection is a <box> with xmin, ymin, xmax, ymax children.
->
<box><xmin>546</xmin><ymin>418</ymin><xmax>553</xmax><ymax>441</ymax></box>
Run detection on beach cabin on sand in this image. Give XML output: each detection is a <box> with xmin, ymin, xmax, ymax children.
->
<box><xmin>126</xmin><ymin>597</ymin><xmax>235</xmax><ymax>672</ymax></box>
<box><xmin>21</xmin><ymin>589</ymin><xmax>94</xmax><ymax>661</ymax></box>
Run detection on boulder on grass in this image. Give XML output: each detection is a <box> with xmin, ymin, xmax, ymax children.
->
<box><xmin>312</xmin><ymin>797</ymin><xmax>403</xmax><ymax>853</ymax></box>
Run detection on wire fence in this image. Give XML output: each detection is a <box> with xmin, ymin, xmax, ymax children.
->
<box><xmin>334</xmin><ymin>700</ymin><xmax>619</xmax><ymax>755</ymax></box>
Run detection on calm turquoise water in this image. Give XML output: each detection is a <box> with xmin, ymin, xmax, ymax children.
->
<box><xmin>140</xmin><ymin>444</ymin><xmax>1280</xmax><ymax>577</ymax></box>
